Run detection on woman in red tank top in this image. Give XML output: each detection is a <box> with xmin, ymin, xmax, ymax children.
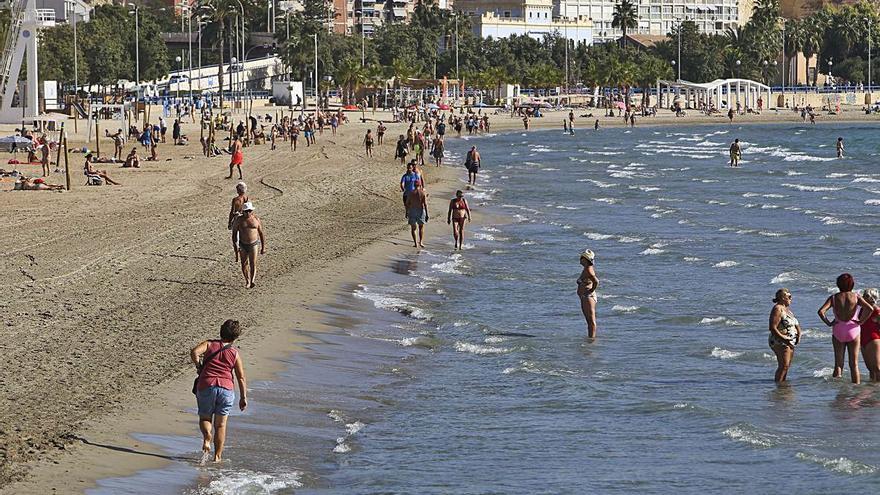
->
<box><xmin>190</xmin><ymin>319</ymin><xmax>248</xmax><ymax>463</ymax></box>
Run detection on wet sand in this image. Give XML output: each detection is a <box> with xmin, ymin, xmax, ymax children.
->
<box><xmin>1</xmin><ymin>102</ymin><xmax>877</xmax><ymax>493</ymax></box>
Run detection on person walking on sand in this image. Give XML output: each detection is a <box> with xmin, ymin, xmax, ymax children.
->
<box><xmin>191</xmin><ymin>319</ymin><xmax>248</xmax><ymax>464</ymax></box>
<box><xmin>577</xmin><ymin>249</ymin><xmax>599</xmax><ymax>338</ymax></box>
<box><xmin>226</xmin><ymin>136</ymin><xmax>244</xmax><ymax>180</ymax></box>
<box><xmin>431</xmin><ymin>135</ymin><xmax>444</xmax><ymax>167</ymax></box>
<box><xmin>363</xmin><ymin>129</ymin><xmax>374</xmax><ymax>157</ymax></box>
<box><xmin>227</xmin><ymin>181</ymin><xmax>248</xmax><ymax>232</ymax></box>
<box><xmin>836</xmin><ymin>137</ymin><xmax>844</xmax><ymax>158</ymax></box>
<box><xmin>729</xmin><ymin>139</ymin><xmax>742</xmax><ymax>167</ymax></box>
<box><xmin>447</xmin><ymin>190</ymin><xmax>471</xmax><ymax>250</ymax></box>
<box><xmin>395</xmin><ymin>135</ymin><xmax>409</xmax><ymax>165</ymax></box>
<box><xmin>377</xmin><ymin>122</ymin><xmax>386</xmax><ymax>145</ymax></box>
<box><xmin>465</xmin><ymin>146</ymin><xmax>481</xmax><ymax>186</ymax></box>
<box><xmin>400</xmin><ymin>161</ymin><xmax>422</xmax><ymax>216</ymax></box>
<box><xmin>768</xmin><ymin>289</ymin><xmax>801</xmax><ymax>383</ymax></box>
<box><xmin>818</xmin><ymin>273</ymin><xmax>874</xmax><ymax>384</ymax></box>
<box><xmin>406</xmin><ymin>182</ymin><xmax>428</xmax><ymax>248</ymax></box>
<box><xmin>231</xmin><ymin>202</ymin><xmax>266</xmax><ymax>288</ymax></box>
<box><xmin>727</xmin><ymin>107</ymin><xmax>735</xmax><ymax>123</ymax></box>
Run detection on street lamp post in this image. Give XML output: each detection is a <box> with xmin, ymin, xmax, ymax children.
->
<box><xmin>175</xmin><ymin>55</ymin><xmax>183</xmax><ymax>99</ymax></box>
<box><xmin>781</xmin><ymin>18</ymin><xmax>785</xmax><ymax>97</ymax></box>
<box><xmin>866</xmin><ymin>17</ymin><xmax>872</xmax><ymax>98</ymax></box>
<box><xmin>314</xmin><ymin>33</ymin><xmax>319</xmax><ymax>117</ymax></box>
<box><xmin>129</xmin><ymin>6</ymin><xmax>139</xmax><ymax>86</ymax></box>
<box><xmin>231</xmin><ymin>56</ymin><xmax>237</xmax><ymax>107</ymax></box>
<box><xmin>675</xmin><ymin>19</ymin><xmax>682</xmax><ymax>82</ymax></box>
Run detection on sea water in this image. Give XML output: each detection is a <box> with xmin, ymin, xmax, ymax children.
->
<box><xmin>93</xmin><ymin>123</ymin><xmax>880</xmax><ymax>493</ymax></box>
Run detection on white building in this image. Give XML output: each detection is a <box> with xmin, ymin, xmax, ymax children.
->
<box><xmin>556</xmin><ymin>0</ymin><xmax>742</xmax><ymax>44</ymax></box>
<box><xmin>457</xmin><ymin>0</ymin><xmax>593</xmax><ymax>44</ymax></box>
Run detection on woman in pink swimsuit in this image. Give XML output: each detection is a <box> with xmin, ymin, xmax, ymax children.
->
<box><xmin>818</xmin><ymin>273</ymin><xmax>874</xmax><ymax>384</ymax></box>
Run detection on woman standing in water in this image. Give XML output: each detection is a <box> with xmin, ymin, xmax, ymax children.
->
<box><xmin>446</xmin><ymin>190</ymin><xmax>471</xmax><ymax>250</ymax></box>
<box><xmin>768</xmin><ymin>289</ymin><xmax>801</xmax><ymax>382</ymax></box>
<box><xmin>860</xmin><ymin>288</ymin><xmax>880</xmax><ymax>381</ymax></box>
<box><xmin>577</xmin><ymin>249</ymin><xmax>599</xmax><ymax>338</ymax></box>
<box><xmin>817</xmin><ymin>273</ymin><xmax>874</xmax><ymax>384</ymax></box>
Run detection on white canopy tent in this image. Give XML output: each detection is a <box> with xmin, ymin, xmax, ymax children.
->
<box><xmin>657</xmin><ymin>79</ymin><xmax>772</xmax><ymax>112</ymax></box>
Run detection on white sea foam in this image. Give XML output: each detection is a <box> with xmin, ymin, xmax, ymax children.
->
<box><xmin>711</xmin><ymin>347</ymin><xmax>744</xmax><ymax>359</ymax></box>
<box><xmin>431</xmin><ymin>254</ymin><xmax>464</xmax><ymax>274</ymax></box>
<box><xmin>852</xmin><ymin>177</ymin><xmax>880</xmax><ymax>183</ymax></box>
<box><xmin>640</xmin><ymin>248</ymin><xmax>666</xmax><ymax>255</ymax></box>
<box><xmin>353</xmin><ymin>287</ymin><xmax>432</xmax><ymax>320</ymax></box>
<box><xmin>702</xmin><ymin>318</ymin><xmax>743</xmax><ymax>327</ymax></box>
<box><xmin>617</xmin><ymin>236</ymin><xmax>642</xmax><ymax>243</ymax></box>
<box><xmin>865</xmin><ymin>199</ymin><xmax>880</xmax><ymax>205</ymax></box>
<box><xmin>771</xmin><ymin>272</ymin><xmax>797</xmax><ymax>284</ymax></box>
<box><xmin>813</xmin><ymin>367</ymin><xmax>834</xmax><ymax>378</ymax></box>
<box><xmin>817</xmin><ymin>216</ymin><xmax>844</xmax><ymax>225</ymax></box>
<box><xmin>328</xmin><ymin>410</ymin><xmax>345</xmax><ymax>423</ymax></box>
<box><xmin>454</xmin><ymin>342</ymin><xmax>509</xmax><ymax>355</ymax></box>
<box><xmin>782</xmin><ymin>183</ymin><xmax>844</xmax><ymax>192</ymax></box>
<box><xmin>472</xmin><ymin>232</ymin><xmax>496</xmax><ymax>241</ymax></box>
<box><xmin>202</xmin><ymin>471</ymin><xmax>303</xmax><ymax>493</ymax></box>
<box><xmin>584</xmin><ymin>232</ymin><xmax>615</xmax><ymax>240</ymax></box>
<box><xmin>593</xmin><ymin>197</ymin><xmax>620</xmax><ymax>204</ymax></box>
<box><xmin>795</xmin><ymin>453</ymin><xmax>877</xmax><ymax>475</ymax></box>
<box><xmin>785</xmin><ymin>170</ymin><xmax>807</xmax><ymax>176</ymax></box>
<box><xmin>758</xmin><ymin>231</ymin><xmax>785</xmax><ymax>237</ymax></box>
<box><xmin>346</xmin><ymin>421</ymin><xmax>365</xmax><ymax>435</ymax></box>
<box><xmin>826</xmin><ymin>173</ymin><xmax>850</xmax><ymax>178</ymax></box>
<box><xmin>713</xmin><ymin>260</ymin><xmax>739</xmax><ymax>268</ymax></box>
<box><xmin>333</xmin><ymin>438</ymin><xmax>351</xmax><ymax>453</ymax></box>
<box><xmin>683</xmin><ymin>257</ymin><xmax>702</xmax><ymax>262</ymax></box>
<box><xmin>612</xmin><ymin>305</ymin><xmax>641</xmax><ymax>313</ymax></box>
<box><xmin>722</xmin><ymin>425</ymin><xmax>775</xmax><ymax>448</ymax></box>
<box><xmin>484</xmin><ymin>336</ymin><xmax>505</xmax><ymax>344</ymax></box>
<box><xmin>783</xmin><ymin>154</ymin><xmax>835</xmax><ymax>162</ymax></box>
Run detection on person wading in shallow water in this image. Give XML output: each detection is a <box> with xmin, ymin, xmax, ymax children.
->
<box><xmin>191</xmin><ymin>319</ymin><xmax>248</xmax><ymax>464</ymax></box>
<box><xmin>577</xmin><ymin>249</ymin><xmax>599</xmax><ymax>338</ymax></box>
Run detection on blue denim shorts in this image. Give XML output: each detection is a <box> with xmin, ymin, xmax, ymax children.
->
<box><xmin>196</xmin><ymin>386</ymin><xmax>235</xmax><ymax>417</ymax></box>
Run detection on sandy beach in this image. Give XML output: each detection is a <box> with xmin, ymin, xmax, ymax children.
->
<box><xmin>2</xmin><ymin>102</ymin><xmax>878</xmax><ymax>493</ymax></box>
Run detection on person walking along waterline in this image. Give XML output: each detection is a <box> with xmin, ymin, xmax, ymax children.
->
<box><xmin>405</xmin><ymin>182</ymin><xmax>428</xmax><ymax>248</ymax></box>
<box><xmin>447</xmin><ymin>190</ymin><xmax>471</xmax><ymax>250</ymax></box>
<box><xmin>191</xmin><ymin>319</ymin><xmax>248</xmax><ymax>464</ymax></box>
<box><xmin>231</xmin><ymin>202</ymin><xmax>266</xmax><ymax>289</ymax></box>
<box><xmin>465</xmin><ymin>146</ymin><xmax>481</xmax><ymax>186</ymax></box>
<box><xmin>818</xmin><ymin>273</ymin><xmax>874</xmax><ymax>384</ymax></box>
<box><xmin>577</xmin><ymin>249</ymin><xmax>599</xmax><ymax>338</ymax></box>
<box><xmin>768</xmin><ymin>289</ymin><xmax>801</xmax><ymax>383</ymax></box>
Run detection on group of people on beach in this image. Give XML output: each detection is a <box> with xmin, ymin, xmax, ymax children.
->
<box><xmin>769</xmin><ymin>274</ymin><xmax>880</xmax><ymax>385</ymax></box>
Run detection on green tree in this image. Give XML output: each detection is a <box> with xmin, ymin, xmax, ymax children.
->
<box><xmin>612</xmin><ymin>0</ymin><xmax>638</xmax><ymax>48</ymax></box>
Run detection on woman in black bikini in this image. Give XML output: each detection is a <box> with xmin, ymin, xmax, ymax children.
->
<box><xmin>446</xmin><ymin>190</ymin><xmax>471</xmax><ymax>250</ymax></box>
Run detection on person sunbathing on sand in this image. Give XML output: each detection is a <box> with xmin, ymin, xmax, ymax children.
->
<box><xmin>190</xmin><ymin>319</ymin><xmax>248</xmax><ymax>464</ymax></box>
<box><xmin>84</xmin><ymin>154</ymin><xmax>120</xmax><ymax>185</ymax></box>
<box><xmin>17</xmin><ymin>176</ymin><xmax>64</xmax><ymax>190</ymax></box>
<box><xmin>123</xmin><ymin>148</ymin><xmax>140</xmax><ymax>168</ymax></box>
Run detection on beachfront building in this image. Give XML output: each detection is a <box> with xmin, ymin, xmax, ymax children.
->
<box><xmin>554</xmin><ymin>0</ymin><xmax>748</xmax><ymax>44</ymax></box>
<box><xmin>456</xmin><ymin>0</ymin><xmax>594</xmax><ymax>44</ymax></box>
<box><xmin>331</xmin><ymin>0</ymin><xmax>452</xmax><ymax>36</ymax></box>
<box><xmin>658</xmin><ymin>78</ymin><xmax>772</xmax><ymax>111</ymax></box>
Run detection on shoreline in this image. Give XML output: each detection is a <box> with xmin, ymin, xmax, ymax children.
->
<box><xmin>0</xmin><ymin>108</ymin><xmax>475</xmax><ymax>494</ymax></box>
<box><xmin>3</xmin><ymin>106</ymin><xmax>879</xmax><ymax>493</ymax></box>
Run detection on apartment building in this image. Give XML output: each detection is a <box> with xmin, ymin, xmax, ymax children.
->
<box><xmin>556</xmin><ymin>0</ymin><xmax>744</xmax><ymax>44</ymax></box>
<box><xmin>455</xmin><ymin>0</ymin><xmax>592</xmax><ymax>43</ymax></box>
<box><xmin>332</xmin><ymin>0</ymin><xmax>452</xmax><ymax>36</ymax></box>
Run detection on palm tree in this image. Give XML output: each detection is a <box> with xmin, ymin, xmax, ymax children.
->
<box><xmin>197</xmin><ymin>0</ymin><xmax>244</xmax><ymax>110</ymax></box>
<box><xmin>801</xmin><ymin>16</ymin><xmax>825</xmax><ymax>86</ymax></box>
<box><xmin>612</xmin><ymin>0</ymin><xmax>638</xmax><ymax>48</ymax></box>
<box><xmin>335</xmin><ymin>58</ymin><xmax>363</xmax><ymax>106</ymax></box>
<box><xmin>390</xmin><ymin>57</ymin><xmax>415</xmax><ymax>106</ymax></box>
<box><xmin>783</xmin><ymin>19</ymin><xmax>804</xmax><ymax>89</ymax></box>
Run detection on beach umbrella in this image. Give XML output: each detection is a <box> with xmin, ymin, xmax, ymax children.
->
<box><xmin>0</xmin><ymin>136</ymin><xmax>33</xmax><ymax>152</ymax></box>
<box><xmin>438</xmin><ymin>104</ymin><xmax>450</xmax><ymax>110</ymax></box>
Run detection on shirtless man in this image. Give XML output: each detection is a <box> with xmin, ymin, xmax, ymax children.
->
<box><xmin>228</xmin><ymin>181</ymin><xmax>248</xmax><ymax>232</ymax></box>
<box><xmin>110</xmin><ymin>129</ymin><xmax>125</xmax><ymax>161</ymax></box>
<box><xmin>729</xmin><ymin>139</ymin><xmax>742</xmax><ymax>167</ymax></box>
<box><xmin>465</xmin><ymin>146</ymin><xmax>481</xmax><ymax>186</ymax></box>
<box><xmin>226</xmin><ymin>136</ymin><xmax>244</xmax><ymax>180</ymax></box>
<box><xmin>405</xmin><ymin>183</ymin><xmax>428</xmax><ymax>248</ymax></box>
<box><xmin>836</xmin><ymin>137</ymin><xmax>844</xmax><ymax>158</ymax></box>
<box><xmin>231</xmin><ymin>202</ymin><xmax>266</xmax><ymax>288</ymax></box>
<box><xmin>363</xmin><ymin>129</ymin><xmax>374</xmax><ymax>157</ymax></box>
